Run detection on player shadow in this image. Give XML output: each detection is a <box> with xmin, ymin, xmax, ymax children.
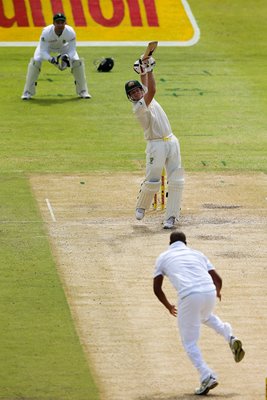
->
<box><xmin>26</xmin><ymin>97</ymin><xmax>86</xmax><ymax>106</ymax></box>
<box><xmin>132</xmin><ymin>224</ymin><xmax>170</xmax><ymax>236</ymax></box>
<box><xmin>137</xmin><ymin>393</ymin><xmax>239</xmax><ymax>400</ymax></box>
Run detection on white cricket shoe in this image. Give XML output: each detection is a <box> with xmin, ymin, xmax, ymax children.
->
<box><xmin>195</xmin><ymin>375</ymin><xmax>218</xmax><ymax>395</ymax></box>
<box><xmin>79</xmin><ymin>90</ymin><xmax>91</xmax><ymax>99</ymax></box>
<box><xmin>163</xmin><ymin>216</ymin><xmax>176</xmax><ymax>229</ymax></box>
<box><xmin>229</xmin><ymin>336</ymin><xmax>245</xmax><ymax>362</ymax></box>
<box><xmin>136</xmin><ymin>208</ymin><xmax>145</xmax><ymax>220</ymax></box>
<box><xmin>21</xmin><ymin>91</ymin><xmax>32</xmax><ymax>100</ymax></box>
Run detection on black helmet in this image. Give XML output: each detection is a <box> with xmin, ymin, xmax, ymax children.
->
<box><xmin>53</xmin><ymin>13</ymin><xmax>66</xmax><ymax>22</ymax></box>
<box><xmin>125</xmin><ymin>80</ymin><xmax>143</xmax><ymax>101</ymax></box>
<box><xmin>94</xmin><ymin>57</ymin><xmax>114</xmax><ymax>72</ymax></box>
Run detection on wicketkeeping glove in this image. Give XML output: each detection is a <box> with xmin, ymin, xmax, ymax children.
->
<box><xmin>61</xmin><ymin>54</ymin><xmax>70</xmax><ymax>68</ymax></box>
<box><xmin>56</xmin><ymin>54</ymin><xmax>70</xmax><ymax>71</ymax></box>
<box><xmin>49</xmin><ymin>56</ymin><xmax>58</xmax><ymax>65</ymax></box>
<box><xmin>49</xmin><ymin>56</ymin><xmax>62</xmax><ymax>71</ymax></box>
<box><xmin>133</xmin><ymin>59</ymin><xmax>147</xmax><ymax>75</ymax></box>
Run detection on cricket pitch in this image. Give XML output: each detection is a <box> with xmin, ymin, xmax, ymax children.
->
<box><xmin>30</xmin><ymin>172</ymin><xmax>267</xmax><ymax>400</ymax></box>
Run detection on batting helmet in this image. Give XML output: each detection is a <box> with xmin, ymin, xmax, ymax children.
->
<box><xmin>125</xmin><ymin>80</ymin><xmax>144</xmax><ymax>101</ymax></box>
<box><xmin>94</xmin><ymin>57</ymin><xmax>114</xmax><ymax>72</ymax></box>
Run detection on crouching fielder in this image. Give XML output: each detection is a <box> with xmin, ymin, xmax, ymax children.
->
<box><xmin>125</xmin><ymin>56</ymin><xmax>184</xmax><ymax>229</ymax></box>
<box><xmin>21</xmin><ymin>13</ymin><xmax>91</xmax><ymax>100</ymax></box>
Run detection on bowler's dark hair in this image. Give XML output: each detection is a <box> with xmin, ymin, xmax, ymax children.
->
<box><xmin>169</xmin><ymin>231</ymin><xmax>187</xmax><ymax>245</ymax></box>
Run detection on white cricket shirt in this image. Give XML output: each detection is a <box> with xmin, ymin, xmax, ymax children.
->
<box><xmin>133</xmin><ymin>97</ymin><xmax>172</xmax><ymax>140</ymax></box>
<box><xmin>154</xmin><ymin>242</ymin><xmax>216</xmax><ymax>299</ymax></box>
<box><xmin>34</xmin><ymin>24</ymin><xmax>77</xmax><ymax>61</ymax></box>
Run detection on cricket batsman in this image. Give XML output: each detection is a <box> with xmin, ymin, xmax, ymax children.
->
<box><xmin>125</xmin><ymin>47</ymin><xmax>184</xmax><ymax>229</ymax></box>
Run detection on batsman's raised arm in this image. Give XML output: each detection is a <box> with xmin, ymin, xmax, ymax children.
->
<box><xmin>141</xmin><ymin>70</ymin><xmax>156</xmax><ymax>106</ymax></box>
<box><xmin>133</xmin><ymin>56</ymin><xmax>156</xmax><ymax>106</ymax></box>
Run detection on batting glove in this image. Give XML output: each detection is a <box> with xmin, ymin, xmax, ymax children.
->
<box><xmin>138</xmin><ymin>54</ymin><xmax>156</xmax><ymax>72</ymax></box>
<box><xmin>133</xmin><ymin>59</ymin><xmax>147</xmax><ymax>75</ymax></box>
<box><xmin>146</xmin><ymin>56</ymin><xmax>156</xmax><ymax>72</ymax></box>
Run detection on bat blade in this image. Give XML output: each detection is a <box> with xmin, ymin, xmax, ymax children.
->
<box><xmin>142</xmin><ymin>41</ymin><xmax>158</xmax><ymax>61</ymax></box>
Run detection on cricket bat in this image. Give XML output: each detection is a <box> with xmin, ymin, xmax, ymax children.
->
<box><xmin>142</xmin><ymin>41</ymin><xmax>158</xmax><ymax>61</ymax></box>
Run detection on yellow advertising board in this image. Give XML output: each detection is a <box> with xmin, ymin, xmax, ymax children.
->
<box><xmin>0</xmin><ymin>0</ymin><xmax>200</xmax><ymax>46</ymax></box>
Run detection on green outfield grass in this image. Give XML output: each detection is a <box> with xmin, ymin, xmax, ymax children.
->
<box><xmin>0</xmin><ymin>175</ymin><xmax>99</xmax><ymax>399</ymax></box>
<box><xmin>0</xmin><ymin>0</ymin><xmax>266</xmax><ymax>398</ymax></box>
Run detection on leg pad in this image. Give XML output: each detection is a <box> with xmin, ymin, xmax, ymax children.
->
<box><xmin>136</xmin><ymin>180</ymin><xmax>161</xmax><ymax>210</ymax></box>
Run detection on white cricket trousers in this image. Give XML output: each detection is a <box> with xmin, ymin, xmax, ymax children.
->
<box><xmin>178</xmin><ymin>291</ymin><xmax>232</xmax><ymax>382</ymax></box>
<box><xmin>145</xmin><ymin>135</ymin><xmax>181</xmax><ymax>182</ymax></box>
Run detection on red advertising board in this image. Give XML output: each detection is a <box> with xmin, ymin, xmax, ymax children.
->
<box><xmin>0</xmin><ymin>0</ymin><xmax>199</xmax><ymax>45</ymax></box>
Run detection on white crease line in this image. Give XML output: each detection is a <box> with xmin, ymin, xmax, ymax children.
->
<box><xmin>45</xmin><ymin>199</ymin><xmax>56</xmax><ymax>222</ymax></box>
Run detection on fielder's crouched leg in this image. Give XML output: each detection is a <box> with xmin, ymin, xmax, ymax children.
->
<box><xmin>71</xmin><ymin>59</ymin><xmax>91</xmax><ymax>99</ymax></box>
<box><xmin>136</xmin><ymin>180</ymin><xmax>161</xmax><ymax>220</ymax></box>
<box><xmin>21</xmin><ymin>58</ymin><xmax>41</xmax><ymax>100</ymax></box>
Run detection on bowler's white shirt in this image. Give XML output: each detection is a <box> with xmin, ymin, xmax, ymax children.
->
<box><xmin>34</xmin><ymin>24</ymin><xmax>77</xmax><ymax>61</ymax></box>
<box><xmin>154</xmin><ymin>242</ymin><xmax>216</xmax><ymax>299</ymax></box>
<box><xmin>133</xmin><ymin>97</ymin><xmax>172</xmax><ymax>140</ymax></box>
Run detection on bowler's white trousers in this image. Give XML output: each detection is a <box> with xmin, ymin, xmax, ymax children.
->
<box><xmin>178</xmin><ymin>291</ymin><xmax>232</xmax><ymax>381</ymax></box>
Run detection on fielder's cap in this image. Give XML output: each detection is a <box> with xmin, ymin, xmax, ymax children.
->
<box><xmin>53</xmin><ymin>13</ymin><xmax>66</xmax><ymax>22</ymax></box>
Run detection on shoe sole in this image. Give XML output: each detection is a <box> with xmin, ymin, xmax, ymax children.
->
<box><xmin>163</xmin><ymin>224</ymin><xmax>175</xmax><ymax>229</ymax></box>
<box><xmin>231</xmin><ymin>339</ymin><xmax>245</xmax><ymax>362</ymax></box>
<box><xmin>204</xmin><ymin>381</ymin><xmax>218</xmax><ymax>395</ymax></box>
<box><xmin>195</xmin><ymin>381</ymin><xmax>218</xmax><ymax>395</ymax></box>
